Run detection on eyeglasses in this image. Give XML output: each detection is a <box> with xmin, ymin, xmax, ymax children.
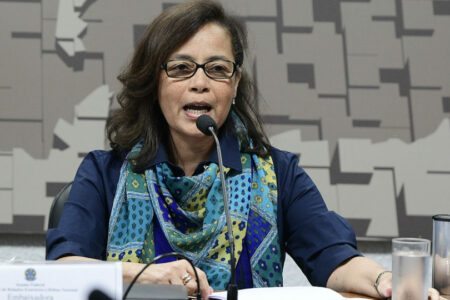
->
<box><xmin>161</xmin><ymin>59</ymin><xmax>238</xmax><ymax>80</ymax></box>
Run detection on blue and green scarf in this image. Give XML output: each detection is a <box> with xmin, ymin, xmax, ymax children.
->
<box><xmin>106</xmin><ymin>115</ymin><xmax>283</xmax><ymax>289</ymax></box>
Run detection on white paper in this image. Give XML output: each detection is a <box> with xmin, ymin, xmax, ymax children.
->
<box><xmin>209</xmin><ymin>286</ymin><xmax>345</xmax><ymax>300</ymax></box>
<box><xmin>0</xmin><ymin>261</ymin><xmax>122</xmax><ymax>300</ymax></box>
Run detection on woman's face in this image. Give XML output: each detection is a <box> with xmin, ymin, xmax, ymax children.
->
<box><xmin>158</xmin><ymin>22</ymin><xmax>241</xmax><ymax>142</ymax></box>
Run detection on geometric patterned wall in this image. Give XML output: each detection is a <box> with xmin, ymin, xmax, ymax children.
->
<box><xmin>0</xmin><ymin>0</ymin><xmax>449</xmax><ymax>238</ymax></box>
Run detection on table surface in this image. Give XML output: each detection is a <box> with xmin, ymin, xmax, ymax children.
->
<box><xmin>340</xmin><ymin>293</ymin><xmax>372</xmax><ymax>299</ymax></box>
<box><xmin>341</xmin><ymin>292</ymin><xmax>450</xmax><ymax>299</ymax></box>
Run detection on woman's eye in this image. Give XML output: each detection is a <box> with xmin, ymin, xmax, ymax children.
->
<box><xmin>208</xmin><ymin>64</ymin><xmax>228</xmax><ymax>73</ymax></box>
<box><xmin>179</xmin><ymin>64</ymin><xmax>190</xmax><ymax>69</ymax></box>
<box><xmin>167</xmin><ymin>62</ymin><xmax>195</xmax><ymax>76</ymax></box>
<box><xmin>172</xmin><ymin>63</ymin><xmax>190</xmax><ymax>70</ymax></box>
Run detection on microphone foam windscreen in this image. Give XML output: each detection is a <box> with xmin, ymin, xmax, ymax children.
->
<box><xmin>196</xmin><ymin>114</ymin><xmax>217</xmax><ymax>136</ymax></box>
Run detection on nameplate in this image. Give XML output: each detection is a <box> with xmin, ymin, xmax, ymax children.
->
<box><xmin>0</xmin><ymin>261</ymin><xmax>122</xmax><ymax>300</ymax></box>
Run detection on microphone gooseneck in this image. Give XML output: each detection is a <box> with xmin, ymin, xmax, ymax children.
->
<box><xmin>196</xmin><ymin>115</ymin><xmax>238</xmax><ymax>300</ymax></box>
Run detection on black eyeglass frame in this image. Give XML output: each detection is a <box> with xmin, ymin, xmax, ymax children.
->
<box><xmin>161</xmin><ymin>59</ymin><xmax>240</xmax><ymax>80</ymax></box>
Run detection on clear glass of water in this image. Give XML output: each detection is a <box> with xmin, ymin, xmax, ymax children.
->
<box><xmin>392</xmin><ymin>237</ymin><xmax>431</xmax><ymax>300</ymax></box>
<box><xmin>432</xmin><ymin>214</ymin><xmax>450</xmax><ymax>296</ymax></box>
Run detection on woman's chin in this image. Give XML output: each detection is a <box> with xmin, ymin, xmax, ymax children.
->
<box><xmin>170</xmin><ymin>127</ymin><xmax>212</xmax><ymax>141</ymax></box>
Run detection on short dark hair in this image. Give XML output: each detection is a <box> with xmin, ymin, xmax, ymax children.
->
<box><xmin>106</xmin><ymin>0</ymin><xmax>270</xmax><ymax>172</ymax></box>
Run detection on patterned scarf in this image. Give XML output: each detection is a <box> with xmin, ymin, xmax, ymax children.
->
<box><xmin>106</xmin><ymin>114</ymin><xmax>283</xmax><ymax>289</ymax></box>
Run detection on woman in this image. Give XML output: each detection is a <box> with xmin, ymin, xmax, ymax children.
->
<box><xmin>46</xmin><ymin>1</ymin><xmax>440</xmax><ymax>299</ymax></box>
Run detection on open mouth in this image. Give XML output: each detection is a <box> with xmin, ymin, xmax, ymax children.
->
<box><xmin>183</xmin><ymin>103</ymin><xmax>212</xmax><ymax>116</ymax></box>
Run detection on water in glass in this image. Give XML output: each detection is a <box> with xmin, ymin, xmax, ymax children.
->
<box><xmin>392</xmin><ymin>251</ymin><xmax>431</xmax><ymax>300</ymax></box>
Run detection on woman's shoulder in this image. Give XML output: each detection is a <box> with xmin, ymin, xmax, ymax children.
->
<box><xmin>268</xmin><ymin>146</ymin><xmax>301</xmax><ymax>170</ymax></box>
<box><xmin>268</xmin><ymin>146</ymin><xmax>312</xmax><ymax>193</ymax></box>
<box><xmin>83</xmin><ymin>149</ymin><xmax>125</xmax><ymax>164</ymax></box>
<box><xmin>78</xmin><ymin>149</ymin><xmax>125</xmax><ymax>177</ymax></box>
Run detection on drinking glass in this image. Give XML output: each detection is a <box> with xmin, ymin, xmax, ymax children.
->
<box><xmin>432</xmin><ymin>214</ymin><xmax>450</xmax><ymax>296</ymax></box>
<box><xmin>392</xmin><ymin>237</ymin><xmax>431</xmax><ymax>300</ymax></box>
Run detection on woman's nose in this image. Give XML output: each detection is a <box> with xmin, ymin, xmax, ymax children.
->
<box><xmin>189</xmin><ymin>68</ymin><xmax>210</xmax><ymax>93</ymax></box>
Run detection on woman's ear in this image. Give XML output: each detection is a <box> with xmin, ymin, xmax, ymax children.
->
<box><xmin>233</xmin><ymin>70</ymin><xmax>241</xmax><ymax>98</ymax></box>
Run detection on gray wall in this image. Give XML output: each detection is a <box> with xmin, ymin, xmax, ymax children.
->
<box><xmin>0</xmin><ymin>0</ymin><xmax>449</xmax><ymax>238</ymax></box>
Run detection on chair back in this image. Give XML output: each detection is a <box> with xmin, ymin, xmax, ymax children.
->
<box><xmin>48</xmin><ymin>182</ymin><xmax>72</xmax><ymax>229</ymax></box>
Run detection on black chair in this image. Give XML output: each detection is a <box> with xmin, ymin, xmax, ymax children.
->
<box><xmin>48</xmin><ymin>182</ymin><xmax>72</xmax><ymax>229</ymax></box>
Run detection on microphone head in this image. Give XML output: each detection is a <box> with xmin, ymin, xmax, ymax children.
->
<box><xmin>196</xmin><ymin>114</ymin><xmax>217</xmax><ymax>136</ymax></box>
<box><xmin>88</xmin><ymin>289</ymin><xmax>113</xmax><ymax>300</ymax></box>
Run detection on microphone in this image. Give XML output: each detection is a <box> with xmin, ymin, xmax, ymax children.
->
<box><xmin>88</xmin><ymin>289</ymin><xmax>113</xmax><ymax>300</ymax></box>
<box><xmin>196</xmin><ymin>114</ymin><xmax>217</xmax><ymax>136</ymax></box>
<box><xmin>196</xmin><ymin>115</ymin><xmax>238</xmax><ymax>300</ymax></box>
